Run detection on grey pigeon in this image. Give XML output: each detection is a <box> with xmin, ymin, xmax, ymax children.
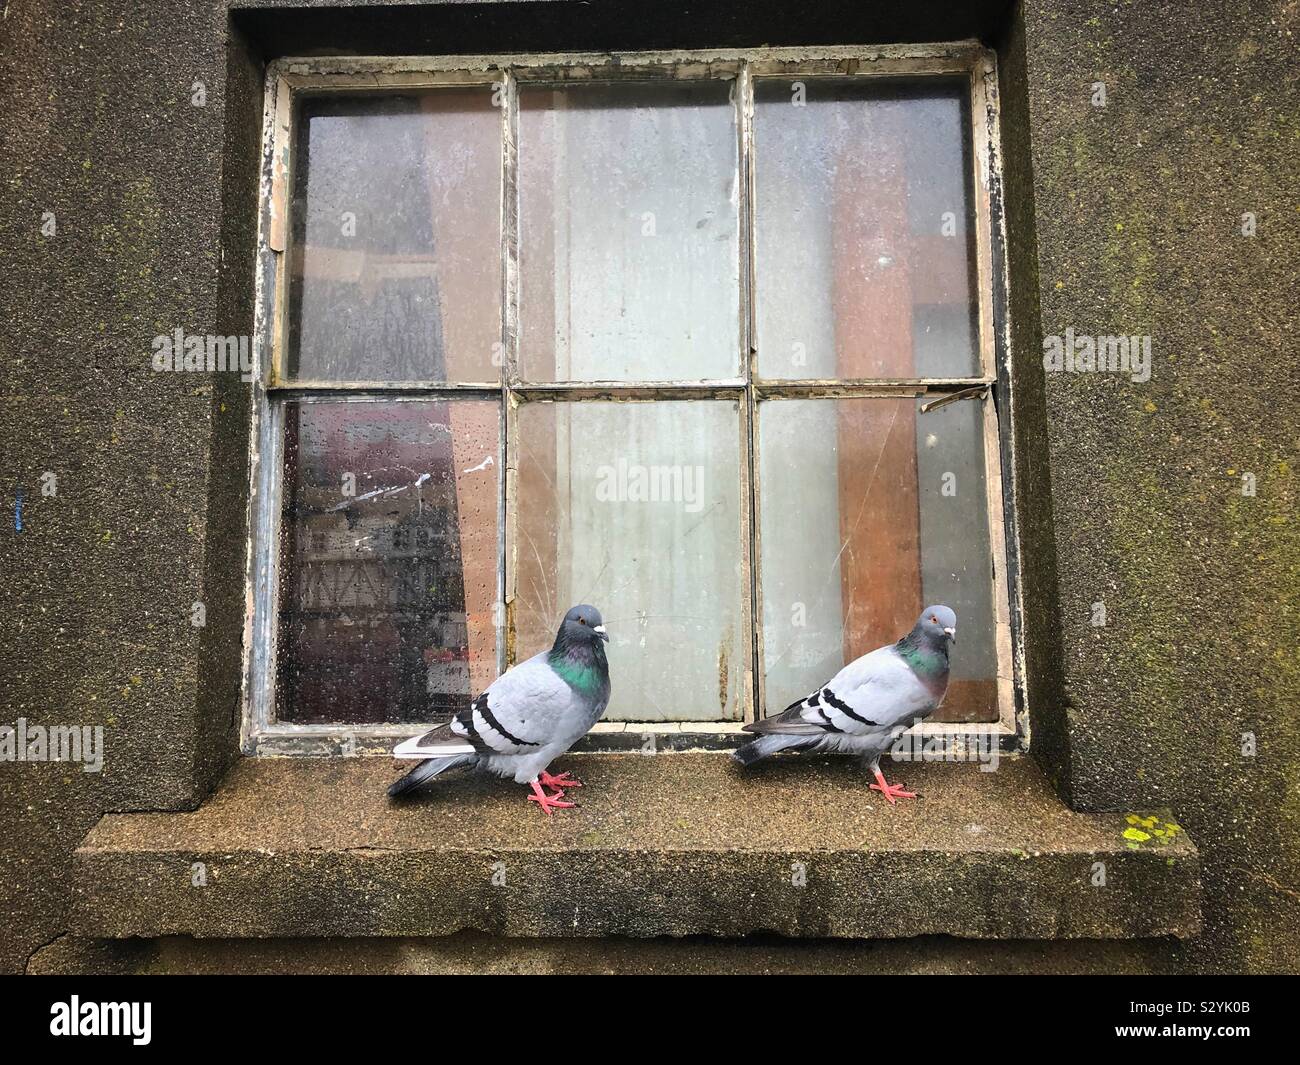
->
<box><xmin>733</xmin><ymin>605</ymin><xmax>956</xmax><ymax>804</ymax></box>
<box><xmin>389</xmin><ymin>604</ymin><xmax>611</xmax><ymax>815</ymax></box>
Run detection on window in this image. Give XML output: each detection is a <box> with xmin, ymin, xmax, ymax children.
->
<box><xmin>243</xmin><ymin>46</ymin><xmax>1018</xmax><ymax>754</ymax></box>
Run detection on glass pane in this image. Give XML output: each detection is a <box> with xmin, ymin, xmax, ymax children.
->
<box><xmin>759</xmin><ymin>396</ymin><xmax>998</xmax><ymax>722</ymax></box>
<box><xmin>515</xmin><ymin>400</ymin><xmax>744</xmax><ymax>720</ymax></box>
<box><xmin>286</xmin><ymin>91</ymin><xmax>502</xmax><ymax>383</ymax></box>
<box><xmin>519</xmin><ymin>81</ymin><xmax>741</xmax><ymax>382</ymax></box>
<box><xmin>276</xmin><ymin>399</ymin><xmax>501</xmax><ymax>724</ymax></box>
<box><xmin>753</xmin><ymin>79</ymin><xmax>980</xmax><ymax>380</ymax></box>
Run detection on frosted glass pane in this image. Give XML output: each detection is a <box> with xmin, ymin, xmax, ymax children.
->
<box><xmin>287</xmin><ymin>92</ymin><xmax>502</xmax><ymax>383</ymax></box>
<box><xmin>276</xmin><ymin>399</ymin><xmax>501</xmax><ymax>724</ymax></box>
<box><xmin>519</xmin><ymin>81</ymin><xmax>741</xmax><ymax>382</ymax></box>
<box><xmin>753</xmin><ymin>79</ymin><xmax>979</xmax><ymax>379</ymax></box>
<box><xmin>759</xmin><ymin>396</ymin><xmax>997</xmax><ymax>723</ymax></box>
<box><xmin>516</xmin><ymin>400</ymin><xmax>744</xmax><ymax>720</ymax></box>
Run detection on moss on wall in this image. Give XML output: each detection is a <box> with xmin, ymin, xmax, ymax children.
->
<box><xmin>1019</xmin><ymin>0</ymin><xmax>1300</xmax><ymax>971</ymax></box>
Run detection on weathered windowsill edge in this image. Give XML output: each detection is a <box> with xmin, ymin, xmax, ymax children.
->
<box><xmin>69</xmin><ymin>754</ymin><xmax>1201</xmax><ymax>941</ymax></box>
<box><xmin>247</xmin><ymin>719</ymin><xmax>1020</xmax><ymax>757</ymax></box>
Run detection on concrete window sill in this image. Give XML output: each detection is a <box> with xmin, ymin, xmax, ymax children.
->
<box><xmin>70</xmin><ymin>754</ymin><xmax>1200</xmax><ymax>940</ymax></box>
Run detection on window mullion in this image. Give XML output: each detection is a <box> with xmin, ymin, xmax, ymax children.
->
<box><xmin>737</xmin><ymin>59</ymin><xmax>762</xmax><ymax>725</ymax></box>
<box><xmin>501</xmin><ymin>68</ymin><xmax>520</xmax><ymax>672</ymax></box>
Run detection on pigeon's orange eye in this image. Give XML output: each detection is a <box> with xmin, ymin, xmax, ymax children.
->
<box><xmin>930</xmin><ymin>616</ymin><xmax>937</xmax><ymax>623</ymax></box>
<box><xmin>578</xmin><ymin>618</ymin><xmax>587</xmax><ymax>625</ymax></box>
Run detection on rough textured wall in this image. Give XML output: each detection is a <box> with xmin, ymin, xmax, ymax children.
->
<box><xmin>0</xmin><ymin>0</ymin><xmax>259</xmax><ymax>971</ymax></box>
<box><xmin>1019</xmin><ymin>0</ymin><xmax>1299</xmax><ymax>971</ymax></box>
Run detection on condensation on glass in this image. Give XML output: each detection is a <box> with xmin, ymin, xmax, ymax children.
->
<box><xmin>275</xmin><ymin>399</ymin><xmax>500</xmax><ymax>724</ymax></box>
<box><xmin>285</xmin><ymin>91</ymin><xmax>502</xmax><ymax>383</ymax></box>
<box><xmin>514</xmin><ymin>400</ymin><xmax>745</xmax><ymax>720</ymax></box>
<box><xmin>759</xmin><ymin>396</ymin><xmax>998</xmax><ymax>723</ymax></box>
<box><xmin>753</xmin><ymin>78</ymin><xmax>980</xmax><ymax>380</ymax></box>
<box><xmin>518</xmin><ymin>81</ymin><xmax>742</xmax><ymax>383</ymax></box>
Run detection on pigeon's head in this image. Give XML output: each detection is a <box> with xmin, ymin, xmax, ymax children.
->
<box><xmin>917</xmin><ymin>605</ymin><xmax>957</xmax><ymax>645</ymax></box>
<box><xmin>559</xmin><ymin>603</ymin><xmax>609</xmax><ymax>644</ymax></box>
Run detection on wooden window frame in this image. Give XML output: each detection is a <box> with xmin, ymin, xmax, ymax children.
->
<box><xmin>241</xmin><ymin>43</ymin><xmax>1026</xmax><ymax>756</ymax></box>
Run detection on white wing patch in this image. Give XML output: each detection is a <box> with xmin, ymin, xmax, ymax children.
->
<box><xmin>392</xmin><ymin>734</ymin><xmax>475</xmax><ymax>759</ymax></box>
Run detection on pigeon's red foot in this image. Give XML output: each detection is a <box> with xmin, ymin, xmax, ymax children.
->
<box><xmin>870</xmin><ymin>768</ymin><xmax>918</xmax><ymax>805</ymax></box>
<box><xmin>539</xmin><ymin>770</ymin><xmax>583</xmax><ymax>792</ymax></box>
<box><xmin>527</xmin><ymin>779</ymin><xmax>576</xmax><ymax>815</ymax></box>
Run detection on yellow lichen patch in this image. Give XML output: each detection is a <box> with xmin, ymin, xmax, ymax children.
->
<box><xmin>1123</xmin><ymin>814</ymin><xmax>1183</xmax><ymax>850</ymax></box>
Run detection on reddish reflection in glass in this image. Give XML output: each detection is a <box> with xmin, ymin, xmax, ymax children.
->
<box><xmin>759</xmin><ymin>396</ymin><xmax>998</xmax><ymax>723</ymax></box>
<box><xmin>754</xmin><ymin>78</ymin><xmax>980</xmax><ymax>380</ymax></box>
<box><xmin>286</xmin><ymin>91</ymin><xmax>502</xmax><ymax>383</ymax></box>
<box><xmin>276</xmin><ymin>399</ymin><xmax>500</xmax><ymax>724</ymax></box>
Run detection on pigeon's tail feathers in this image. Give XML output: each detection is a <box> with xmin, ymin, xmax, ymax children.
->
<box><xmin>387</xmin><ymin>754</ymin><xmax>475</xmax><ymax>798</ymax></box>
<box><xmin>732</xmin><ymin>733</ymin><xmax>815</xmax><ymax>767</ymax></box>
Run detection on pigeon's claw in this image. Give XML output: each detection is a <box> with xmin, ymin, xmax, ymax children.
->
<box><xmin>539</xmin><ymin>770</ymin><xmax>583</xmax><ymax>792</ymax></box>
<box><xmin>527</xmin><ymin>779</ymin><xmax>577</xmax><ymax>815</ymax></box>
<box><xmin>870</xmin><ymin>768</ymin><xmax>918</xmax><ymax>805</ymax></box>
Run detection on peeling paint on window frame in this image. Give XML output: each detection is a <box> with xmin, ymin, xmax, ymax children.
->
<box><xmin>241</xmin><ymin>43</ymin><xmax>1028</xmax><ymax>758</ymax></box>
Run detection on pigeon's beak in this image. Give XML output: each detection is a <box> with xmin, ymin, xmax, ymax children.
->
<box><xmin>593</xmin><ymin>624</ymin><xmax>609</xmax><ymax>642</ymax></box>
<box><xmin>943</xmin><ymin>626</ymin><xmax>956</xmax><ymax>644</ymax></box>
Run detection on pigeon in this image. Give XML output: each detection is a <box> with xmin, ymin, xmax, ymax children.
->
<box><xmin>733</xmin><ymin>605</ymin><xmax>957</xmax><ymax>804</ymax></box>
<box><xmin>389</xmin><ymin>604</ymin><xmax>611</xmax><ymax>815</ymax></box>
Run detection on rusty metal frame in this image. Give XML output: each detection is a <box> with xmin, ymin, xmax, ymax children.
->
<box><xmin>242</xmin><ymin>43</ymin><xmax>1025</xmax><ymax>757</ymax></box>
